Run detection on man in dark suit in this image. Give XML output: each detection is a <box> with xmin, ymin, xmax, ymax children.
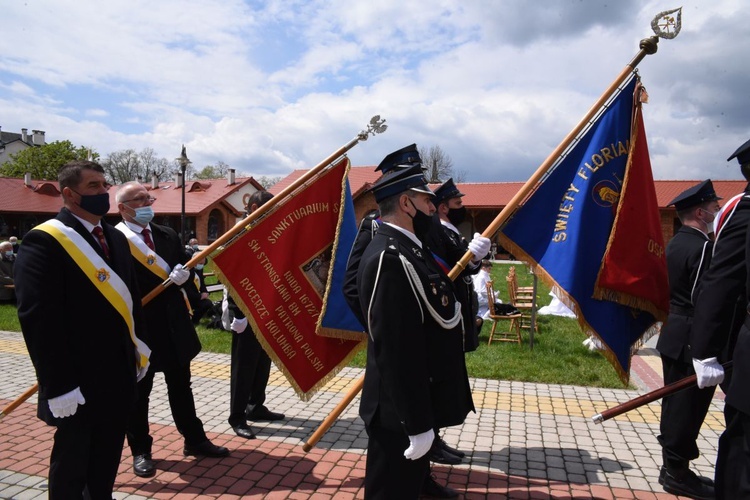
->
<box><xmin>115</xmin><ymin>181</ymin><xmax>228</xmax><ymax>479</ymax></box>
<box><xmin>16</xmin><ymin>160</ymin><xmax>150</xmax><ymax>499</ymax></box>
<box><xmin>224</xmin><ymin>189</ymin><xmax>285</xmax><ymax>440</ymax></box>
<box><xmin>693</xmin><ymin>138</ymin><xmax>750</xmax><ymax>498</ymax></box>
<box><xmin>357</xmin><ymin>166</ymin><xmax>474</xmax><ymax>499</ymax></box>
<box><xmin>655</xmin><ymin>180</ymin><xmax>720</xmax><ymax>500</ymax></box>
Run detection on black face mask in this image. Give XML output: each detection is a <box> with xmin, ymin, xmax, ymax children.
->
<box><xmin>408</xmin><ymin>199</ymin><xmax>432</xmax><ymax>242</ymax></box>
<box><xmin>73</xmin><ymin>190</ymin><xmax>110</xmax><ymax>216</ymax></box>
<box><xmin>447</xmin><ymin>206</ymin><xmax>467</xmax><ymax>226</ymax></box>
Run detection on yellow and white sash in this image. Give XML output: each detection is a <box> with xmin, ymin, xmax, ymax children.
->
<box><xmin>115</xmin><ymin>222</ymin><xmax>194</xmax><ymax>315</ymax></box>
<box><xmin>36</xmin><ymin>220</ymin><xmax>151</xmax><ymax>369</ymax></box>
<box><xmin>115</xmin><ymin>222</ymin><xmax>170</xmax><ymax>280</ymax></box>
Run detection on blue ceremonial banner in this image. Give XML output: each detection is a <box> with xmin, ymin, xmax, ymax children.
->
<box><xmin>317</xmin><ymin>179</ymin><xmax>367</xmax><ymax>340</ymax></box>
<box><xmin>498</xmin><ymin>76</ymin><xmax>660</xmax><ymax>383</ymax></box>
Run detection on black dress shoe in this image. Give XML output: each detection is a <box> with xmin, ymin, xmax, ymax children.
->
<box><xmin>246</xmin><ymin>405</ymin><xmax>285</xmax><ymax>422</ymax></box>
<box><xmin>659</xmin><ymin>465</ymin><xmax>714</xmax><ymax>487</ymax></box>
<box><xmin>658</xmin><ymin>467</ymin><xmax>715</xmax><ymax>500</ymax></box>
<box><xmin>427</xmin><ymin>443</ymin><xmax>462</xmax><ymax>465</ymax></box>
<box><xmin>133</xmin><ymin>454</ymin><xmax>155</xmax><ymax>478</ymax></box>
<box><xmin>232</xmin><ymin>423</ymin><xmax>256</xmax><ymax>439</ymax></box>
<box><xmin>421</xmin><ymin>474</ymin><xmax>459</xmax><ymax>498</ymax></box>
<box><xmin>184</xmin><ymin>440</ymin><xmax>230</xmax><ymax>458</ymax></box>
<box><xmin>438</xmin><ymin>438</ymin><xmax>466</xmax><ymax>458</ymax></box>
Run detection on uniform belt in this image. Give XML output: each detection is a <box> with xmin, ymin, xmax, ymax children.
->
<box><xmin>669</xmin><ymin>305</ymin><xmax>694</xmax><ymax>317</ymax></box>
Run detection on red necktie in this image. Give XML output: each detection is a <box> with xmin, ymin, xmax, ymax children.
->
<box><xmin>142</xmin><ymin>228</ymin><xmax>155</xmax><ymax>251</ymax></box>
<box><xmin>92</xmin><ymin>226</ymin><xmax>110</xmax><ymax>259</ymax></box>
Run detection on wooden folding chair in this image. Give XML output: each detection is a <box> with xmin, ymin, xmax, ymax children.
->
<box><xmin>486</xmin><ymin>280</ymin><xmax>523</xmax><ymax>345</ymax></box>
<box><xmin>508</xmin><ymin>266</ymin><xmax>534</xmax><ymax>301</ymax></box>
<box><xmin>506</xmin><ymin>272</ymin><xmax>539</xmax><ymax>334</ymax></box>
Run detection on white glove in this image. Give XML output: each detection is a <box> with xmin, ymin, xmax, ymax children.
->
<box><xmin>231</xmin><ymin>317</ymin><xmax>248</xmax><ymax>334</ymax></box>
<box><xmin>403</xmin><ymin>428</ymin><xmax>435</xmax><ymax>460</ymax></box>
<box><xmin>48</xmin><ymin>387</ymin><xmax>86</xmax><ymax>418</ymax></box>
<box><xmin>692</xmin><ymin>357</ymin><xmax>724</xmax><ymax>389</ymax></box>
<box><xmin>468</xmin><ymin>233</ymin><xmax>491</xmax><ymax>263</ymax></box>
<box><xmin>136</xmin><ymin>360</ymin><xmax>150</xmax><ymax>382</ymax></box>
<box><xmin>169</xmin><ymin>263</ymin><xmax>190</xmax><ymax>286</ymax></box>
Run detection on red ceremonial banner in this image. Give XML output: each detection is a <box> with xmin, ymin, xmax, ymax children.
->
<box><xmin>594</xmin><ymin>84</ymin><xmax>669</xmax><ymax>321</ymax></box>
<box><xmin>212</xmin><ymin>158</ymin><xmax>365</xmax><ymax>400</ymax></box>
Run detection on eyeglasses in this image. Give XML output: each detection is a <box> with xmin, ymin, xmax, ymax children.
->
<box><xmin>121</xmin><ymin>196</ymin><xmax>156</xmax><ymax>204</ymax></box>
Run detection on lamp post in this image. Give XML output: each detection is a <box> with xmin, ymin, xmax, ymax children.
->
<box><xmin>176</xmin><ymin>145</ymin><xmax>191</xmax><ymax>244</ymax></box>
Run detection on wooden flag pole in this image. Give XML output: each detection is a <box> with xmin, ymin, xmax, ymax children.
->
<box><xmin>1</xmin><ymin>117</ymin><xmax>387</xmax><ymax>422</ymax></box>
<box><xmin>302</xmin><ymin>376</ymin><xmax>365</xmax><ymax>452</ymax></box>
<box><xmin>448</xmin><ymin>35</ymin><xmax>661</xmax><ymax>281</ymax></box>
<box><xmin>592</xmin><ymin>361</ymin><xmax>732</xmax><ymax>424</ymax></box>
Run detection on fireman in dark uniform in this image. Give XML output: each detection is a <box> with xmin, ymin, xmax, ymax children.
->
<box><xmin>655</xmin><ymin>179</ymin><xmax>720</xmax><ymax>500</ymax></box>
<box><xmin>356</xmin><ymin>166</ymin><xmax>474</xmax><ymax>499</ymax></box>
<box><xmin>693</xmin><ymin>138</ymin><xmax>750</xmax><ymax>499</ymax></box>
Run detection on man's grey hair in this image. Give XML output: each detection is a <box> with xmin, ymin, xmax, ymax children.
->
<box><xmin>115</xmin><ymin>181</ymin><xmax>143</xmax><ymax>203</ymax></box>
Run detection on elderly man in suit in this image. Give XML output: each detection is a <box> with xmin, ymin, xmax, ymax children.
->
<box><xmin>16</xmin><ymin>160</ymin><xmax>150</xmax><ymax>499</ymax></box>
<box><xmin>116</xmin><ymin>181</ymin><xmax>228</xmax><ymax>479</ymax></box>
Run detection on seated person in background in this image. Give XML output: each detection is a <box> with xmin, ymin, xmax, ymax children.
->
<box><xmin>472</xmin><ymin>259</ymin><xmax>498</xmax><ymax>320</ymax></box>
<box><xmin>185</xmin><ymin>237</ymin><xmax>199</xmax><ymax>256</ymax></box>
<box><xmin>0</xmin><ymin>241</ymin><xmax>15</xmax><ymax>301</ymax></box>
<box><xmin>9</xmin><ymin>236</ymin><xmax>19</xmax><ymax>254</ymax></box>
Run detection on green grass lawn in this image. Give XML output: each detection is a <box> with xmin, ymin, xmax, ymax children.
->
<box><xmin>2</xmin><ymin>262</ymin><xmax>630</xmax><ymax>388</ymax></box>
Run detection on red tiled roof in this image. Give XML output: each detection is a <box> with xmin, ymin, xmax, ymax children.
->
<box><xmin>0</xmin><ymin>176</ymin><xmax>264</xmax><ymax>216</ymax></box>
<box><xmin>3</xmin><ymin>170</ymin><xmax>746</xmax><ymax>217</ymax></box>
<box><xmin>271</xmin><ymin>166</ymin><xmax>748</xmax><ymax>208</ymax></box>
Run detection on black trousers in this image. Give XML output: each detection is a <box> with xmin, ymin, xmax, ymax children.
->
<box><xmin>48</xmin><ymin>405</ymin><xmax>128</xmax><ymax>500</ymax></box>
<box><xmin>716</xmin><ymin>404</ymin><xmax>750</xmax><ymax>499</ymax></box>
<box><xmin>127</xmin><ymin>364</ymin><xmax>207</xmax><ymax>455</ymax></box>
<box><xmin>658</xmin><ymin>354</ymin><xmax>716</xmax><ymax>466</ymax></box>
<box><xmin>228</xmin><ymin>329</ymin><xmax>272</xmax><ymax>427</ymax></box>
<box><xmin>364</xmin><ymin>423</ymin><xmax>429</xmax><ymax>499</ymax></box>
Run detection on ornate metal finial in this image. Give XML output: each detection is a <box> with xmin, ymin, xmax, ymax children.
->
<box><xmin>651</xmin><ymin>7</ymin><xmax>682</xmax><ymax>39</ymax></box>
<box><xmin>359</xmin><ymin>115</ymin><xmax>388</xmax><ymax>141</ymax></box>
<box><xmin>176</xmin><ymin>144</ymin><xmax>191</xmax><ymax>167</ymax></box>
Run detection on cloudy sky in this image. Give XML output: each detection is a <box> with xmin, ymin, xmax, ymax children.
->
<box><xmin>1</xmin><ymin>1</ymin><xmax>748</xmax><ymax>182</ymax></box>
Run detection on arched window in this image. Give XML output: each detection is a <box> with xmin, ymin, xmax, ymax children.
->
<box><xmin>207</xmin><ymin>209</ymin><xmax>224</xmax><ymax>243</ymax></box>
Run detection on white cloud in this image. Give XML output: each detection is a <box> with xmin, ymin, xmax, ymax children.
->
<box><xmin>0</xmin><ymin>0</ymin><xmax>748</xmax><ymax>184</ymax></box>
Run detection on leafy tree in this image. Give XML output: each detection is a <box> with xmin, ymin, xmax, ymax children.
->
<box><xmin>194</xmin><ymin>161</ymin><xmax>231</xmax><ymax>180</ymax></box>
<box><xmin>101</xmin><ymin>148</ymin><xmax>172</xmax><ymax>184</ymax></box>
<box><xmin>0</xmin><ymin>140</ymin><xmax>95</xmax><ymax>180</ymax></box>
<box><xmin>255</xmin><ymin>175</ymin><xmax>282</xmax><ymax>189</ymax></box>
<box><xmin>419</xmin><ymin>144</ymin><xmax>455</xmax><ymax>183</ymax></box>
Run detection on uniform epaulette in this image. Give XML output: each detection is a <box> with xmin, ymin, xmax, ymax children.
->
<box><xmin>382</xmin><ymin>236</ymin><xmax>401</xmax><ymax>256</ymax></box>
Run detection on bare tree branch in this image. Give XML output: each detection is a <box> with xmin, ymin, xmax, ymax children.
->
<box><xmin>419</xmin><ymin>144</ymin><xmax>454</xmax><ymax>183</ymax></box>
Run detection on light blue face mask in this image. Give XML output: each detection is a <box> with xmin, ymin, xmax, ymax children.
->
<box><xmin>3</xmin><ymin>251</ymin><xmax>12</xmax><ymax>259</ymax></box>
<box><xmin>195</xmin><ymin>264</ymin><xmax>204</xmax><ymax>270</ymax></box>
<box><xmin>133</xmin><ymin>206</ymin><xmax>154</xmax><ymax>225</ymax></box>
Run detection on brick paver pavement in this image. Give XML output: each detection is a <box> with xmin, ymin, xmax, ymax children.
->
<box><xmin>0</xmin><ymin>330</ymin><xmax>723</xmax><ymax>499</ymax></box>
